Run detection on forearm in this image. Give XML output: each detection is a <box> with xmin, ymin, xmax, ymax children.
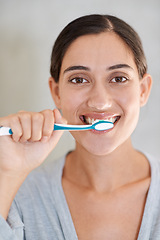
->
<box><xmin>0</xmin><ymin>172</ymin><xmax>27</xmax><ymax>219</ymax></box>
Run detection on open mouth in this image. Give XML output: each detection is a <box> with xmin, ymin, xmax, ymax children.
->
<box><xmin>80</xmin><ymin>115</ymin><xmax>120</xmax><ymax>125</ymax></box>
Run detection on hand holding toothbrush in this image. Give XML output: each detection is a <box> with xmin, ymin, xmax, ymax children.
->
<box><xmin>0</xmin><ymin>109</ymin><xmax>65</xmax><ymax>177</ymax></box>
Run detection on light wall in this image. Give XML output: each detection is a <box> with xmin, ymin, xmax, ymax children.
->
<box><xmin>0</xmin><ymin>0</ymin><xmax>160</xmax><ymax>161</ymax></box>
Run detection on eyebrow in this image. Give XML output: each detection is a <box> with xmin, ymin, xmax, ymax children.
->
<box><xmin>63</xmin><ymin>63</ymin><xmax>133</xmax><ymax>74</ymax></box>
<box><xmin>107</xmin><ymin>64</ymin><xmax>133</xmax><ymax>71</ymax></box>
<box><xmin>63</xmin><ymin>65</ymin><xmax>90</xmax><ymax>74</ymax></box>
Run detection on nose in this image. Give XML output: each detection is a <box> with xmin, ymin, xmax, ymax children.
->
<box><xmin>87</xmin><ymin>83</ymin><xmax>112</xmax><ymax>110</ymax></box>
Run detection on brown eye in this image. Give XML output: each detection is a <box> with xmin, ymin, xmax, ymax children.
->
<box><xmin>111</xmin><ymin>76</ymin><xmax>128</xmax><ymax>83</ymax></box>
<box><xmin>70</xmin><ymin>77</ymin><xmax>88</xmax><ymax>84</ymax></box>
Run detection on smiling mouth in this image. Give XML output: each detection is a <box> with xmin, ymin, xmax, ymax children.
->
<box><xmin>80</xmin><ymin>115</ymin><xmax>120</xmax><ymax>125</ymax></box>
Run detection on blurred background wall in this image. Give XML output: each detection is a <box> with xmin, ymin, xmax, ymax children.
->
<box><xmin>0</xmin><ymin>0</ymin><xmax>160</xmax><ymax>161</ymax></box>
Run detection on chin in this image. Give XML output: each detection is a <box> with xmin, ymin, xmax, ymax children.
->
<box><xmin>76</xmin><ymin>137</ymin><xmax>118</xmax><ymax>157</ymax></box>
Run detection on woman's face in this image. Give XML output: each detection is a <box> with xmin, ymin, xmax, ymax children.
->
<box><xmin>51</xmin><ymin>32</ymin><xmax>150</xmax><ymax>156</ymax></box>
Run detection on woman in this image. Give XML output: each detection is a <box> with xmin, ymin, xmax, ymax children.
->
<box><xmin>0</xmin><ymin>14</ymin><xmax>157</xmax><ymax>240</ymax></box>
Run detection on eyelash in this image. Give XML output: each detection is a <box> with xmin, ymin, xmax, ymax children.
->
<box><xmin>69</xmin><ymin>77</ymin><xmax>88</xmax><ymax>84</ymax></box>
<box><xmin>111</xmin><ymin>76</ymin><xmax>128</xmax><ymax>83</ymax></box>
<box><xmin>69</xmin><ymin>76</ymin><xmax>129</xmax><ymax>84</ymax></box>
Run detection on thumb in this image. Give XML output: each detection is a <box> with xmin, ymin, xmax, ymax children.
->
<box><xmin>45</xmin><ymin>109</ymin><xmax>66</xmax><ymax>152</ymax></box>
<box><xmin>53</xmin><ymin>108</ymin><xmax>67</xmax><ymax>124</ymax></box>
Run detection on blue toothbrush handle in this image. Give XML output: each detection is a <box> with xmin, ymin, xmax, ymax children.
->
<box><xmin>54</xmin><ymin>123</ymin><xmax>91</xmax><ymax>131</ymax></box>
<box><xmin>0</xmin><ymin>124</ymin><xmax>91</xmax><ymax>136</ymax></box>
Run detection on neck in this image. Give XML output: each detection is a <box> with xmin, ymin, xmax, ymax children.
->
<box><xmin>64</xmin><ymin>138</ymin><xmax>150</xmax><ymax>193</ymax></box>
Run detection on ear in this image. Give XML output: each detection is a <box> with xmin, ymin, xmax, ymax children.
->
<box><xmin>48</xmin><ymin>77</ymin><xmax>61</xmax><ymax>109</ymax></box>
<box><xmin>139</xmin><ymin>74</ymin><xmax>152</xmax><ymax>107</ymax></box>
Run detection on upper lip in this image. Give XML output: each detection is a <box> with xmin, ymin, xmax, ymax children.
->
<box><xmin>80</xmin><ymin>112</ymin><xmax>119</xmax><ymax>120</ymax></box>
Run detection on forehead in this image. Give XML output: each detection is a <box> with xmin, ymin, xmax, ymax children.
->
<box><xmin>60</xmin><ymin>32</ymin><xmax>136</xmax><ymax>72</ymax></box>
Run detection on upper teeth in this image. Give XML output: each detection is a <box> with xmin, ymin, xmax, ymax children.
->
<box><xmin>85</xmin><ymin>117</ymin><xmax>117</xmax><ymax>124</ymax></box>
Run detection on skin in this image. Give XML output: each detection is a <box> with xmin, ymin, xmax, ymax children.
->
<box><xmin>0</xmin><ymin>31</ymin><xmax>152</xmax><ymax>239</ymax></box>
<box><xmin>49</xmin><ymin>32</ymin><xmax>152</xmax><ymax>239</ymax></box>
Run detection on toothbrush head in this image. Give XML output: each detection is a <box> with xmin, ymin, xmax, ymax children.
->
<box><xmin>92</xmin><ymin>120</ymin><xmax>114</xmax><ymax>131</ymax></box>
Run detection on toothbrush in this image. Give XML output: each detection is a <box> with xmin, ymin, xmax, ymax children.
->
<box><xmin>0</xmin><ymin>120</ymin><xmax>114</xmax><ymax>136</ymax></box>
<box><xmin>54</xmin><ymin>120</ymin><xmax>113</xmax><ymax>131</ymax></box>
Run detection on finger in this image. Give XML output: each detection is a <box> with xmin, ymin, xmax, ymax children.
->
<box><xmin>30</xmin><ymin>113</ymin><xmax>44</xmax><ymax>142</ymax></box>
<box><xmin>41</xmin><ymin>109</ymin><xmax>54</xmax><ymax>142</ymax></box>
<box><xmin>18</xmin><ymin>112</ymin><xmax>31</xmax><ymax>143</ymax></box>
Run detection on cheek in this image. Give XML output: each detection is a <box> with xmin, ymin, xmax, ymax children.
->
<box><xmin>59</xmin><ymin>90</ymin><xmax>83</xmax><ymax>122</ymax></box>
<box><xmin>117</xmin><ymin>86</ymin><xmax>141</xmax><ymax>112</ymax></box>
<box><xmin>119</xmin><ymin>87</ymin><xmax>141</xmax><ymax>133</ymax></box>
